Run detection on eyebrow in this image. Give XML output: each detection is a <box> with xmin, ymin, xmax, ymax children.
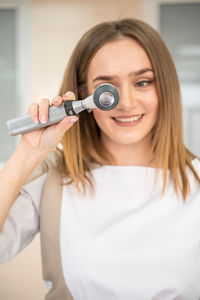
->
<box><xmin>92</xmin><ymin>68</ymin><xmax>154</xmax><ymax>83</ymax></box>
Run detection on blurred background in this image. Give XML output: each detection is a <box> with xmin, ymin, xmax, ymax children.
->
<box><xmin>0</xmin><ymin>0</ymin><xmax>200</xmax><ymax>299</ymax></box>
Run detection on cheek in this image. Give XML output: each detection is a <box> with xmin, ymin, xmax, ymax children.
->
<box><xmin>150</xmin><ymin>99</ymin><xmax>158</xmax><ymax>116</ymax></box>
<box><xmin>146</xmin><ymin>90</ymin><xmax>159</xmax><ymax>116</ymax></box>
<box><xmin>149</xmin><ymin>94</ymin><xmax>159</xmax><ymax>129</ymax></box>
<box><xmin>93</xmin><ymin>109</ymin><xmax>109</xmax><ymax>128</ymax></box>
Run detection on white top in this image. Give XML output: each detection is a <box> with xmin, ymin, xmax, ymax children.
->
<box><xmin>1</xmin><ymin>159</ymin><xmax>200</xmax><ymax>299</ymax></box>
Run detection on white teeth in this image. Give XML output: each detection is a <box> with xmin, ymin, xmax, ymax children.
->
<box><xmin>114</xmin><ymin>115</ymin><xmax>142</xmax><ymax>122</ymax></box>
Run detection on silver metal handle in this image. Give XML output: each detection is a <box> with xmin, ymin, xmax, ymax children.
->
<box><xmin>7</xmin><ymin>103</ymin><xmax>67</xmax><ymax>136</ymax></box>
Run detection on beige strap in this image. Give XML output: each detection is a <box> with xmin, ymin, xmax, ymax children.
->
<box><xmin>40</xmin><ymin>167</ymin><xmax>74</xmax><ymax>300</ymax></box>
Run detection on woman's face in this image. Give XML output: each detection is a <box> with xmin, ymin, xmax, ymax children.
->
<box><xmin>87</xmin><ymin>37</ymin><xmax>158</xmax><ymax>157</ymax></box>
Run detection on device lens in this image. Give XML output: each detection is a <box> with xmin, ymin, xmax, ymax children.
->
<box><xmin>99</xmin><ymin>92</ymin><xmax>114</xmax><ymax>107</ymax></box>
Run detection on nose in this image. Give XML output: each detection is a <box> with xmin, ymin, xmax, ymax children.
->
<box><xmin>117</xmin><ymin>86</ymin><xmax>137</xmax><ymax>111</ymax></box>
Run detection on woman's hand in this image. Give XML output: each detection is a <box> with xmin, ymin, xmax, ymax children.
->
<box><xmin>0</xmin><ymin>92</ymin><xmax>78</xmax><ymax>231</ymax></box>
<box><xmin>19</xmin><ymin>91</ymin><xmax>78</xmax><ymax>155</ymax></box>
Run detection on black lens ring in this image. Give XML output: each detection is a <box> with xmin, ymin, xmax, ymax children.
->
<box><xmin>93</xmin><ymin>84</ymin><xmax>119</xmax><ymax>111</ymax></box>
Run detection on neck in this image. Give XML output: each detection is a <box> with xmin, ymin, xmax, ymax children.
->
<box><xmin>102</xmin><ymin>136</ymin><xmax>155</xmax><ymax>167</ymax></box>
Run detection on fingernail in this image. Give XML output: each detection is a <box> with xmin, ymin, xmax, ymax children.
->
<box><xmin>70</xmin><ymin>117</ymin><xmax>78</xmax><ymax>123</ymax></box>
<box><xmin>40</xmin><ymin>114</ymin><xmax>47</xmax><ymax>123</ymax></box>
<box><xmin>53</xmin><ymin>97</ymin><xmax>62</xmax><ymax>104</ymax></box>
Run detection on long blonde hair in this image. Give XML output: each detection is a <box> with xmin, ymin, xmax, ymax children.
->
<box><xmin>58</xmin><ymin>18</ymin><xmax>200</xmax><ymax>200</ymax></box>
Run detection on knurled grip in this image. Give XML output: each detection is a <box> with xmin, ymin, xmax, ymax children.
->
<box><xmin>64</xmin><ymin>100</ymin><xmax>78</xmax><ymax>116</ymax></box>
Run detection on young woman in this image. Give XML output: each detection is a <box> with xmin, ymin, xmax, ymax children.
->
<box><xmin>0</xmin><ymin>18</ymin><xmax>200</xmax><ymax>299</ymax></box>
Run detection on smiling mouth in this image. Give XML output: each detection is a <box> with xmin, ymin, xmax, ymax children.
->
<box><xmin>112</xmin><ymin>114</ymin><xmax>144</xmax><ymax>123</ymax></box>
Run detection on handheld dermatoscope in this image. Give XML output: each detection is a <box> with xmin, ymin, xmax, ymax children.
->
<box><xmin>7</xmin><ymin>83</ymin><xmax>119</xmax><ymax>136</ymax></box>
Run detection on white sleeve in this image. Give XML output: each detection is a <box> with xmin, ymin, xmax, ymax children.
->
<box><xmin>0</xmin><ymin>172</ymin><xmax>47</xmax><ymax>264</ymax></box>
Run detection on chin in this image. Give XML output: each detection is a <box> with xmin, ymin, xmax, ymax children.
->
<box><xmin>112</xmin><ymin>136</ymin><xmax>146</xmax><ymax>146</ymax></box>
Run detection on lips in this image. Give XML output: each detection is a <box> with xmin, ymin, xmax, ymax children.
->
<box><xmin>113</xmin><ymin>115</ymin><xmax>143</xmax><ymax>122</ymax></box>
<box><xmin>112</xmin><ymin>114</ymin><xmax>144</xmax><ymax>123</ymax></box>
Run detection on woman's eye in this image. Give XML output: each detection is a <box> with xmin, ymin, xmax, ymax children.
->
<box><xmin>135</xmin><ymin>80</ymin><xmax>153</xmax><ymax>88</ymax></box>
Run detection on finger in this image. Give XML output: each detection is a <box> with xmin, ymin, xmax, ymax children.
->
<box><xmin>62</xmin><ymin>91</ymin><xmax>76</xmax><ymax>101</ymax></box>
<box><xmin>38</xmin><ymin>98</ymin><xmax>50</xmax><ymax>123</ymax></box>
<box><xmin>51</xmin><ymin>96</ymin><xmax>62</xmax><ymax>106</ymax></box>
<box><xmin>28</xmin><ymin>103</ymin><xmax>39</xmax><ymax>123</ymax></box>
<box><xmin>54</xmin><ymin>115</ymin><xmax>78</xmax><ymax>140</ymax></box>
